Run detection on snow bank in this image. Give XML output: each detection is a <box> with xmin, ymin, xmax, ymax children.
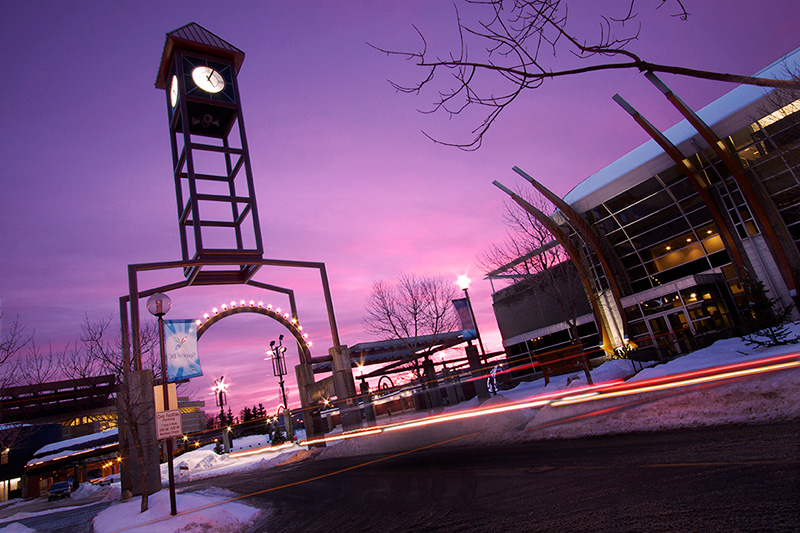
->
<box><xmin>92</xmin><ymin>487</ymin><xmax>261</xmax><ymax>533</ymax></box>
<box><xmin>0</xmin><ymin>523</ymin><xmax>36</xmax><ymax>533</ymax></box>
<box><xmin>163</xmin><ymin>440</ymin><xmax>308</xmax><ymax>483</ymax></box>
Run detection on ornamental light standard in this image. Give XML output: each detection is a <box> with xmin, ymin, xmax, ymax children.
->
<box><xmin>456</xmin><ymin>275</ymin><xmax>486</xmax><ymax>357</ymax></box>
<box><xmin>456</xmin><ymin>275</ymin><xmax>492</xmax><ymax>399</ymax></box>
<box><xmin>146</xmin><ymin>292</ymin><xmax>177</xmax><ymax>517</ymax></box>
<box><xmin>212</xmin><ymin>376</ymin><xmax>228</xmax><ymax>420</ymax></box>
<box><xmin>211</xmin><ymin>376</ymin><xmax>231</xmax><ymax>453</ymax></box>
<box><xmin>266</xmin><ymin>335</ymin><xmax>293</xmax><ymax>440</ymax></box>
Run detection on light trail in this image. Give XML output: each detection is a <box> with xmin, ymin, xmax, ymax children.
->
<box><xmin>299</xmin><ymin>380</ymin><xmax>623</xmax><ymax>446</ymax></box>
<box><xmin>229</xmin><ymin>442</ymin><xmax>294</xmax><ymax>458</ymax></box>
<box><xmin>298</xmin><ymin>353</ymin><xmax>798</xmax><ymax>447</ymax></box>
<box><xmin>553</xmin><ymin>356</ymin><xmax>799</xmax><ymax>406</ymax></box>
<box><xmin>301</xmin><ymin>428</ymin><xmax>383</xmax><ymax>447</ymax></box>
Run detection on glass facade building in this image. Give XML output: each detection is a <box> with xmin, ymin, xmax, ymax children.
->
<box><xmin>492</xmin><ymin>48</ymin><xmax>800</xmax><ymax>371</ymax></box>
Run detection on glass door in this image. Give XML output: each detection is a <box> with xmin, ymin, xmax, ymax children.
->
<box><xmin>647</xmin><ymin>309</ymin><xmax>693</xmax><ymax>359</ymax></box>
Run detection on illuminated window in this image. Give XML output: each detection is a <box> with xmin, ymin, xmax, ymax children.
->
<box><xmin>1</xmin><ymin>449</ymin><xmax>8</xmax><ymax>465</ymax></box>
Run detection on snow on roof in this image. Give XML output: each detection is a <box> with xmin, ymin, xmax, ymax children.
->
<box><xmin>27</xmin><ymin>428</ymin><xmax>118</xmax><ymax>467</ymax></box>
<box><xmin>563</xmin><ymin>46</ymin><xmax>800</xmax><ymax>208</ymax></box>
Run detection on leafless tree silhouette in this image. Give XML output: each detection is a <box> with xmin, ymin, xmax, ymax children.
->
<box><xmin>373</xmin><ymin>0</ymin><xmax>800</xmax><ymax>149</ymax></box>
<box><xmin>364</xmin><ymin>274</ymin><xmax>460</xmax><ymax>379</ymax></box>
<box><xmin>480</xmin><ymin>193</ymin><xmax>586</xmax><ymax>341</ymax></box>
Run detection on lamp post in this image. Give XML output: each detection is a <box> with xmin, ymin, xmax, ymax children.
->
<box><xmin>266</xmin><ymin>335</ymin><xmax>293</xmax><ymax>439</ymax></box>
<box><xmin>212</xmin><ymin>376</ymin><xmax>228</xmax><ymax>420</ymax></box>
<box><xmin>456</xmin><ymin>275</ymin><xmax>486</xmax><ymax>357</ymax></box>
<box><xmin>456</xmin><ymin>275</ymin><xmax>492</xmax><ymax>399</ymax></box>
<box><xmin>146</xmin><ymin>292</ymin><xmax>177</xmax><ymax>517</ymax></box>
<box><xmin>211</xmin><ymin>376</ymin><xmax>231</xmax><ymax>453</ymax></box>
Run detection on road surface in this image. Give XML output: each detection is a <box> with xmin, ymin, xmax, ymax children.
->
<box><xmin>187</xmin><ymin>421</ymin><xmax>800</xmax><ymax>532</ymax></box>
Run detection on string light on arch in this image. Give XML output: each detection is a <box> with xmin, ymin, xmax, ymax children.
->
<box><xmin>194</xmin><ymin>299</ymin><xmax>314</xmax><ymax>356</ymax></box>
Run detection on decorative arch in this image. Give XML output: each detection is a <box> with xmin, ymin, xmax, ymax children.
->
<box><xmin>193</xmin><ymin>300</ymin><xmax>313</xmax><ymax>364</ymax></box>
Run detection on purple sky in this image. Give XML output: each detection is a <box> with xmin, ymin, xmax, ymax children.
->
<box><xmin>2</xmin><ymin>1</ymin><xmax>798</xmax><ymax>417</ymax></box>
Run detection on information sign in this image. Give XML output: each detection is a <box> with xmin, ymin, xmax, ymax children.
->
<box><xmin>156</xmin><ymin>409</ymin><xmax>183</xmax><ymax>440</ymax></box>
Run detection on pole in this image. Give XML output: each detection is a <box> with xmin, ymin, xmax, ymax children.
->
<box><xmin>157</xmin><ymin>312</ymin><xmax>177</xmax><ymax>516</ymax></box>
<box><xmin>279</xmin><ymin>377</ymin><xmax>287</xmax><ymax>410</ymax></box>
<box><xmin>463</xmin><ymin>288</ymin><xmax>486</xmax><ymax>357</ymax></box>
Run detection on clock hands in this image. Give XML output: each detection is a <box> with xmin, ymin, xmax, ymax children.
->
<box><xmin>190</xmin><ymin>66</ymin><xmax>225</xmax><ymax>93</ymax></box>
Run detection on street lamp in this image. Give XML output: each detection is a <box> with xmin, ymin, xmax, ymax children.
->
<box><xmin>146</xmin><ymin>292</ymin><xmax>176</xmax><ymax>517</ymax></box>
<box><xmin>211</xmin><ymin>376</ymin><xmax>228</xmax><ymax>419</ymax></box>
<box><xmin>211</xmin><ymin>376</ymin><xmax>231</xmax><ymax>453</ymax></box>
<box><xmin>266</xmin><ymin>335</ymin><xmax>293</xmax><ymax>440</ymax></box>
<box><xmin>456</xmin><ymin>275</ymin><xmax>486</xmax><ymax>357</ymax></box>
<box><xmin>266</xmin><ymin>335</ymin><xmax>288</xmax><ymax>409</ymax></box>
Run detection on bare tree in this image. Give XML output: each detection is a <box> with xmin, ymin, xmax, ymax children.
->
<box><xmin>74</xmin><ymin>316</ymin><xmax>170</xmax><ymax>512</ymax></box>
<box><xmin>17</xmin><ymin>340</ymin><xmax>61</xmax><ymax>386</ymax></box>
<box><xmin>0</xmin><ymin>312</ymin><xmax>33</xmax><ymax>451</ymax></box>
<box><xmin>63</xmin><ymin>316</ymin><xmax>160</xmax><ymax>385</ymax></box>
<box><xmin>364</xmin><ymin>274</ymin><xmax>461</xmax><ymax>378</ymax></box>
<box><xmin>374</xmin><ymin>0</ymin><xmax>800</xmax><ymax>149</ymax></box>
<box><xmin>0</xmin><ymin>313</ymin><xmax>30</xmax><ymax>386</ymax></box>
<box><xmin>480</xmin><ymin>193</ymin><xmax>586</xmax><ymax>342</ymax></box>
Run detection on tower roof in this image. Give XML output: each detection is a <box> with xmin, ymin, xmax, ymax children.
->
<box><xmin>155</xmin><ymin>22</ymin><xmax>245</xmax><ymax>89</ymax></box>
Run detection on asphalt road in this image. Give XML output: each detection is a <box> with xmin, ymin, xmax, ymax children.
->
<box><xmin>186</xmin><ymin>421</ymin><xmax>800</xmax><ymax>532</ymax></box>
<box><xmin>1</xmin><ymin>500</ymin><xmax>111</xmax><ymax>533</ymax></box>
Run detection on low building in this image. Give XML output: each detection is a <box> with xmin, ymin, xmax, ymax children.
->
<box><xmin>24</xmin><ymin>428</ymin><xmax>119</xmax><ymax>498</ymax></box>
<box><xmin>178</xmin><ymin>397</ymin><xmax>206</xmax><ymax>434</ymax></box>
<box><xmin>491</xmin><ymin>46</ymin><xmax>800</xmax><ymax>364</ymax></box>
<box><xmin>0</xmin><ymin>424</ymin><xmax>62</xmax><ymax>502</ymax></box>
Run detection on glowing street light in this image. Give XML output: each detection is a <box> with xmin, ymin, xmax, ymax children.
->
<box><xmin>266</xmin><ymin>335</ymin><xmax>293</xmax><ymax>440</ymax></box>
<box><xmin>211</xmin><ymin>376</ymin><xmax>229</xmax><ymax>428</ymax></box>
<box><xmin>266</xmin><ymin>336</ymin><xmax>289</xmax><ymax>409</ymax></box>
<box><xmin>212</xmin><ymin>376</ymin><xmax>229</xmax><ymax>408</ymax></box>
<box><xmin>456</xmin><ymin>275</ymin><xmax>486</xmax><ymax>357</ymax></box>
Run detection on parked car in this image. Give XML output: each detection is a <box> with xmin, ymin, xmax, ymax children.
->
<box><xmin>48</xmin><ymin>481</ymin><xmax>71</xmax><ymax>501</ymax></box>
<box><xmin>89</xmin><ymin>476</ymin><xmax>112</xmax><ymax>486</ymax></box>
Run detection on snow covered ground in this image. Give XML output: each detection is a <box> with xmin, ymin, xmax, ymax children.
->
<box><xmin>1</xmin><ymin>328</ymin><xmax>797</xmax><ymax>532</ymax></box>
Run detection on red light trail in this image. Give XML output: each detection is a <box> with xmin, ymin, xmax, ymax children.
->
<box><xmin>299</xmin><ymin>352</ymin><xmax>799</xmax><ymax>447</ymax></box>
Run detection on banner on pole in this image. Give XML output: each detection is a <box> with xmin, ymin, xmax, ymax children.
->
<box><xmin>452</xmin><ymin>298</ymin><xmax>478</xmax><ymax>340</ymax></box>
<box><xmin>164</xmin><ymin>319</ymin><xmax>202</xmax><ymax>382</ymax></box>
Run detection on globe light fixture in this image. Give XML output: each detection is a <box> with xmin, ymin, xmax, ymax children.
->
<box><xmin>266</xmin><ymin>335</ymin><xmax>293</xmax><ymax>440</ymax></box>
<box><xmin>146</xmin><ymin>293</ymin><xmax>172</xmax><ymax>317</ymax></box>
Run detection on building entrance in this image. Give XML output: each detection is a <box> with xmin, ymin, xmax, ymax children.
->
<box><xmin>626</xmin><ymin>280</ymin><xmax>735</xmax><ymax>360</ymax></box>
<box><xmin>647</xmin><ymin>310</ymin><xmax>693</xmax><ymax>359</ymax></box>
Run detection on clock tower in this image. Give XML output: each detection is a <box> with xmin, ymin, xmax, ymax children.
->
<box><xmin>155</xmin><ymin>23</ymin><xmax>263</xmax><ymax>284</ymax></box>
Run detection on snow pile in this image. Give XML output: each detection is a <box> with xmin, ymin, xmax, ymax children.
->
<box><xmin>513</xmin><ymin>334</ymin><xmax>800</xmax><ymax>440</ymax></box>
<box><xmin>92</xmin><ymin>487</ymin><xmax>260</xmax><ymax>533</ymax></box>
<box><xmin>163</xmin><ymin>436</ymin><xmax>308</xmax><ymax>483</ymax></box>
<box><xmin>71</xmin><ymin>482</ymin><xmax>120</xmax><ymax>502</ymax></box>
<box><xmin>0</xmin><ymin>523</ymin><xmax>36</xmax><ymax>532</ymax></box>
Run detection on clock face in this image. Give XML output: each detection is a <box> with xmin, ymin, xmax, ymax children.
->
<box><xmin>192</xmin><ymin>66</ymin><xmax>225</xmax><ymax>94</ymax></box>
<box><xmin>170</xmin><ymin>75</ymin><xmax>178</xmax><ymax>107</ymax></box>
<box><xmin>181</xmin><ymin>56</ymin><xmax>235</xmax><ymax>103</ymax></box>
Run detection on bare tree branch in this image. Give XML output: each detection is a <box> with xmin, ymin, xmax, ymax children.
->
<box><xmin>363</xmin><ymin>274</ymin><xmax>461</xmax><ymax>378</ymax></box>
<box><xmin>480</xmin><ymin>192</ymin><xmax>585</xmax><ymax>340</ymax></box>
<box><xmin>0</xmin><ymin>313</ymin><xmax>33</xmax><ymax>388</ymax></box>
<box><xmin>373</xmin><ymin>0</ymin><xmax>800</xmax><ymax>149</ymax></box>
